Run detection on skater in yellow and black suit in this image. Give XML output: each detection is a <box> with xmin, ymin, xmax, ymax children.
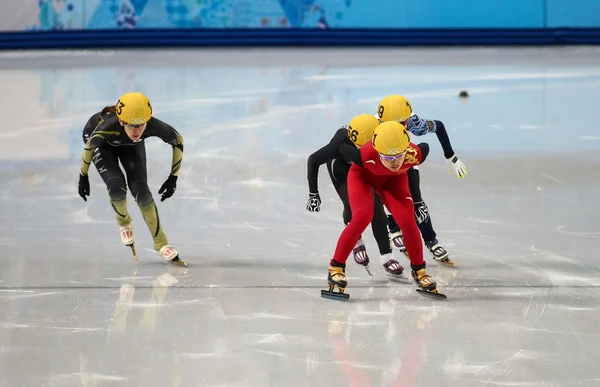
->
<box><xmin>77</xmin><ymin>92</ymin><xmax>186</xmax><ymax>266</ymax></box>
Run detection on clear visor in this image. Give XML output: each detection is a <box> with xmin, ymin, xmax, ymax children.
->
<box><xmin>379</xmin><ymin>150</ymin><xmax>407</xmax><ymax>162</ymax></box>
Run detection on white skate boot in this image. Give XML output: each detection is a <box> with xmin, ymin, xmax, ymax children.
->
<box><xmin>120</xmin><ymin>223</ymin><xmax>135</xmax><ymax>246</ymax></box>
<box><xmin>120</xmin><ymin>223</ymin><xmax>137</xmax><ymax>260</ymax></box>
<box><xmin>159</xmin><ymin>245</ymin><xmax>187</xmax><ymax>266</ymax></box>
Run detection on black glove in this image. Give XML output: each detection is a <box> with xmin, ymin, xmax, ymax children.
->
<box><xmin>306</xmin><ymin>192</ymin><xmax>321</xmax><ymax>212</ymax></box>
<box><xmin>158</xmin><ymin>175</ymin><xmax>178</xmax><ymax>202</ymax></box>
<box><xmin>78</xmin><ymin>173</ymin><xmax>90</xmax><ymax>201</ymax></box>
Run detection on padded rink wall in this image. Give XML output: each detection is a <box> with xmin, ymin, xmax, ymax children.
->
<box><xmin>1</xmin><ymin>0</ymin><xmax>600</xmax><ymax>49</ymax></box>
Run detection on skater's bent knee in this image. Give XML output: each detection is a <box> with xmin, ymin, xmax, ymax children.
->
<box><xmin>106</xmin><ymin>178</ymin><xmax>127</xmax><ymax>201</ymax></box>
<box><xmin>129</xmin><ymin>180</ymin><xmax>153</xmax><ymax>205</ymax></box>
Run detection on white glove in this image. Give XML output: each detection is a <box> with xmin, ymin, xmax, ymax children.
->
<box><xmin>446</xmin><ymin>155</ymin><xmax>467</xmax><ymax>178</ymax></box>
<box><xmin>306</xmin><ymin>192</ymin><xmax>321</xmax><ymax>212</ymax></box>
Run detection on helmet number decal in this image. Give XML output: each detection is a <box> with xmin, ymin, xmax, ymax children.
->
<box><xmin>372</xmin><ymin>133</ymin><xmax>377</xmax><ymax>147</ymax></box>
<box><xmin>116</xmin><ymin>100</ymin><xmax>125</xmax><ymax>115</ymax></box>
<box><xmin>148</xmin><ymin>101</ymin><xmax>152</xmax><ymax>115</ymax></box>
<box><xmin>348</xmin><ymin>126</ymin><xmax>359</xmax><ymax>142</ymax></box>
<box><xmin>378</xmin><ymin>105</ymin><xmax>384</xmax><ymax>118</ymax></box>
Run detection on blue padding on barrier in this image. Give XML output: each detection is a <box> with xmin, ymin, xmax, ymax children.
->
<box><xmin>2</xmin><ymin>28</ymin><xmax>600</xmax><ymax>49</ymax></box>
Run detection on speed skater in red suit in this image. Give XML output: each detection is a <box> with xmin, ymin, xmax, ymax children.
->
<box><xmin>323</xmin><ymin>120</ymin><xmax>442</xmax><ymax>298</ymax></box>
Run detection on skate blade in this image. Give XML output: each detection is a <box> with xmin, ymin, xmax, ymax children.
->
<box><xmin>364</xmin><ymin>266</ymin><xmax>374</xmax><ymax>282</ymax></box>
<box><xmin>436</xmin><ymin>259</ymin><xmax>457</xmax><ymax>268</ymax></box>
<box><xmin>170</xmin><ymin>257</ymin><xmax>188</xmax><ymax>267</ymax></box>
<box><xmin>128</xmin><ymin>244</ymin><xmax>138</xmax><ymax>261</ymax></box>
<box><xmin>321</xmin><ymin>290</ymin><xmax>350</xmax><ymax>301</ymax></box>
<box><xmin>416</xmin><ymin>288</ymin><xmax>447</xmax><ymax>300</ymax></box>
<box><xmin>388</xmin><ymin>274</ymin><xmax>411</xmax><ymax>284</ymax></box>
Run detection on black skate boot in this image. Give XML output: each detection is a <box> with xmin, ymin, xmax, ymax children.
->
<box><xmin>411</xmin><ymin>266</ymin><xmax>447</xmax><ymax>299</ymax></box>
<box><xmin>321</xmin><ymin>261</ymin><xmax>350</xmax><ymax>301</ymax></box>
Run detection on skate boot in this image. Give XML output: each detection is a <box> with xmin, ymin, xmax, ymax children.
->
<box><xmin>425</xmin><ymin>239</ymin><xmax>456</xmax><ymax>267</ymax></box>
<box><xmin>411</xmin><ymin>267</ymin><xmax>446</xmax><ymax>299</ymax></box>
<box><xmin>120</xmin><ymin>223</ymin><xmax>137</xmax><ymax>260</ymax></box>
<box><xmin>353</xmin><ymin>240</ymin><xmax>373</xmax><ymax>280</ymax></box>
<box><xmin>382</xmin><ymin>254</ymin><xmax>409</xmax><ymax>284</ymax></box>
<box><xmin>390</xmin><ymin>231</ymin><xmax>406</xmax><ymax>252</ymax></box>
<box><xmin>321</xmin><ymin>263</ymin><xmax>349</xmax><ymax>301</ymax></box>
<box><xmin>159</xmin><ymin>245</ymin><xmax>187</xmax><ymax>267</ymax></box>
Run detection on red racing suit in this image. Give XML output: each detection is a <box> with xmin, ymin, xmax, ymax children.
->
<box><xmin>331</xmin><ymin>140</ymin><xmax>426</xmax><ymax>269</ymax></box>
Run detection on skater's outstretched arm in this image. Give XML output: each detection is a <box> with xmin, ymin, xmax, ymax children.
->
<box><xmin>306</xmin><ymin>128</ymin><xmax>350</xmax><ymax>193</ymax></box>
<box><xmin>405</xmin><ymin>114</ymin><xmax>454</xmax><ymax>158</ymax></box>
<box><xmin>407</xmin><ymin>114</ymin><xmax>466</xmax><ymax>178</ymax></box>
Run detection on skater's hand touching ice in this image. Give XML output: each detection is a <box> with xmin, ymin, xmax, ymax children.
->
<box><xmin>78</xmin><ymin>173</ymin><xmax>90</xmax><ymax>201</ymax></box>
<box><xmin>159</xmin><ymin>175</ymin><xmax>178</xmax><ymax>202</ymax></box>
<box><xmin>306</xmin><ymin>192</ymin><xmax>321</xmax><ymax>212</ymax></box>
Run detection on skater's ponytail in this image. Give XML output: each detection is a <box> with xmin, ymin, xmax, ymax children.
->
<box><xmin>100</xmin><ymin>105</ymin><xmax>117</xmax><ymax>116</ymax></box>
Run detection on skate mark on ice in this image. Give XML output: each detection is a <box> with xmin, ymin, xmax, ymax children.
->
<box><xmin>0</xmin><ymin>322</ymin><xmax>104</xmax><ymax>332</ymax></box>
<box><xmin>46</xmin><ymin>373</ymin><xmax>129</xmax><ymax>383</ymax></box>
<box><xmin>1</xmin><ymin>284</ymin><xmax>600</xmax><ymax>290</ymax></box>
<box><xmin>222</xmin><ymin>313</ymin><xmax>298</xmax><ymax>321</ymax></box>
<box><xmin>540</xmin><ymin>173</ymin><xmax>564</xmax><ymax>185</ymax></box>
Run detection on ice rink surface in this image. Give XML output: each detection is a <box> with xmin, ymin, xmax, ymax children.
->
<box><xmin>1</xmin><ymin>46</ymin><xmax>600</xmax><ymax>386</ymax></box>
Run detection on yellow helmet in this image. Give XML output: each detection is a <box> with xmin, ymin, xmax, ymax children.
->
<box><xmin>347</xmin><ymin>114</ymin><xmax>380</xmax><ymax>146</ymax></box>
<box><xmin>372</xmin><ymin>121</ymin><xmax>411</xmax><ymax>155</ymax></box>
<box><xmin>377</xmin><ymin>94</ymin><xmax>412</xmax><ymax>123</ymax></box>
<box><xmin>116</xmin><ymin>92</ymin><xmax>153</xmax><ymax>124</ymax></box>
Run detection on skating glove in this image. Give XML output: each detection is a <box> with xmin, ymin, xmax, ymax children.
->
<box><xmin>446</xmin><ymin>154</ymin><xmax>467</xmax><ymax>178</ymax></box>
<box><xmin>306</xmin><ymin>192</ymin><xmax>321</xmax><ymax>212</ymax></box>
<box><xmin>78</xmin><ymin>173</ymin><xmax>90</xmax><ymax>201</ymax></box>
<box><xmin>159</xmin><ymin>175</ymin><xmax>178</xmax><ymax>202</ymax></box>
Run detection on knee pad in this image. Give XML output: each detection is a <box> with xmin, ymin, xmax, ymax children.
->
<box><xmin>414</xmin><ymin>201</ymin><xmax>430</xmax><ymax>225</ymax></box>
<box><xmin>129</xmin><ymin>180</ymin><xmax>153</xmax><ymax>206</ymax></box>
<box><xmin>106</xmin><ymin>178</ymin><xmax>127</xmax><ymax>202</ymax></box>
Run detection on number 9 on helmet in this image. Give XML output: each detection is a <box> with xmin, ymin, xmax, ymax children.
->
<box><xmin>372</xmin><ymin>121</ymin><xmax>410</xmax><ymax>156</ymax></box>
<box><xmin>116</xmin><ymin>92</ymin><xmax>153</xmax><ymax>125</ymax></box>
<box><xmin>346</xmin><ymin>114</ymin><xmax>380</xmax><ymax>147</ymax></box>
<box><xmin>377</xmin><ymin>94</ymin><xmax>412</xmax><ymax>123</ymax></box>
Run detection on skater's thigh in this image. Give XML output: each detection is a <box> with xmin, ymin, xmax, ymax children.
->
<box><xmin>92</xmin><ymin>144</ymin><xmax>124</xmax><ymax>185</ymax></box>
<box><xmin>118</xmin><ymin>143</ymin><xmax>148</xmax><ymax>183</ymax></box>
<box><xmin>379</xmin><ymin>174</ymin><xmax>412</xmax><ymax>214</ymax></box>
<box><xmin>347</xmin><ymin>168</ymin><xmax>374</xmax><ymax>218</ymax></box>
<box><xmin>327</xmin><ymin>159</ymin><xmax>350</xmax><ymax>202</ymax></box>
<box><xmin>372</xmin><ymin>194</ymin><xmax>387</xmax><ymax>223</ymax></box>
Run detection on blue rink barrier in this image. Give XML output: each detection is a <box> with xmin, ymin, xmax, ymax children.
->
<box><xmin>2</xmin><ymin>28</ymin><xmax>600</xmax><ymax>49</ymax></box>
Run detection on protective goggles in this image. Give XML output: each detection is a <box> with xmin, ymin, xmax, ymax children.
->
<box><xmin>379</xmin><ymin>150</ymin><xmax>407</xmax><ymax>162</ymax></box>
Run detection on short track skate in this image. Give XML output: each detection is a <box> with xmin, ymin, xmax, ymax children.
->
<box><xmin>435</xmin><ymin>257</ymin><xmax>457</xmax><ymax>267</ymax></box>
<box><xmin>384</xmin><ymin>259</ymin><xmax>410</xmax><ymax>284</ymax></box>
<box><xmin>426</xmin><ymin>239</ymin><xmax>457</xmax><ymax>268</ymax></box>
<box><xmin>321</xmin><ymin>265</ymin><xmax>350</xmax><ymax>301</ymax></box>
<box><xmin>412</xmin><ymin>268</ymin><xmax>447</xmax><ymax>300</ymax></box>
<box><xmin>169</xmin><ymin>256</ymin><xmax>188</xmax><ymax>267</ymax></box>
